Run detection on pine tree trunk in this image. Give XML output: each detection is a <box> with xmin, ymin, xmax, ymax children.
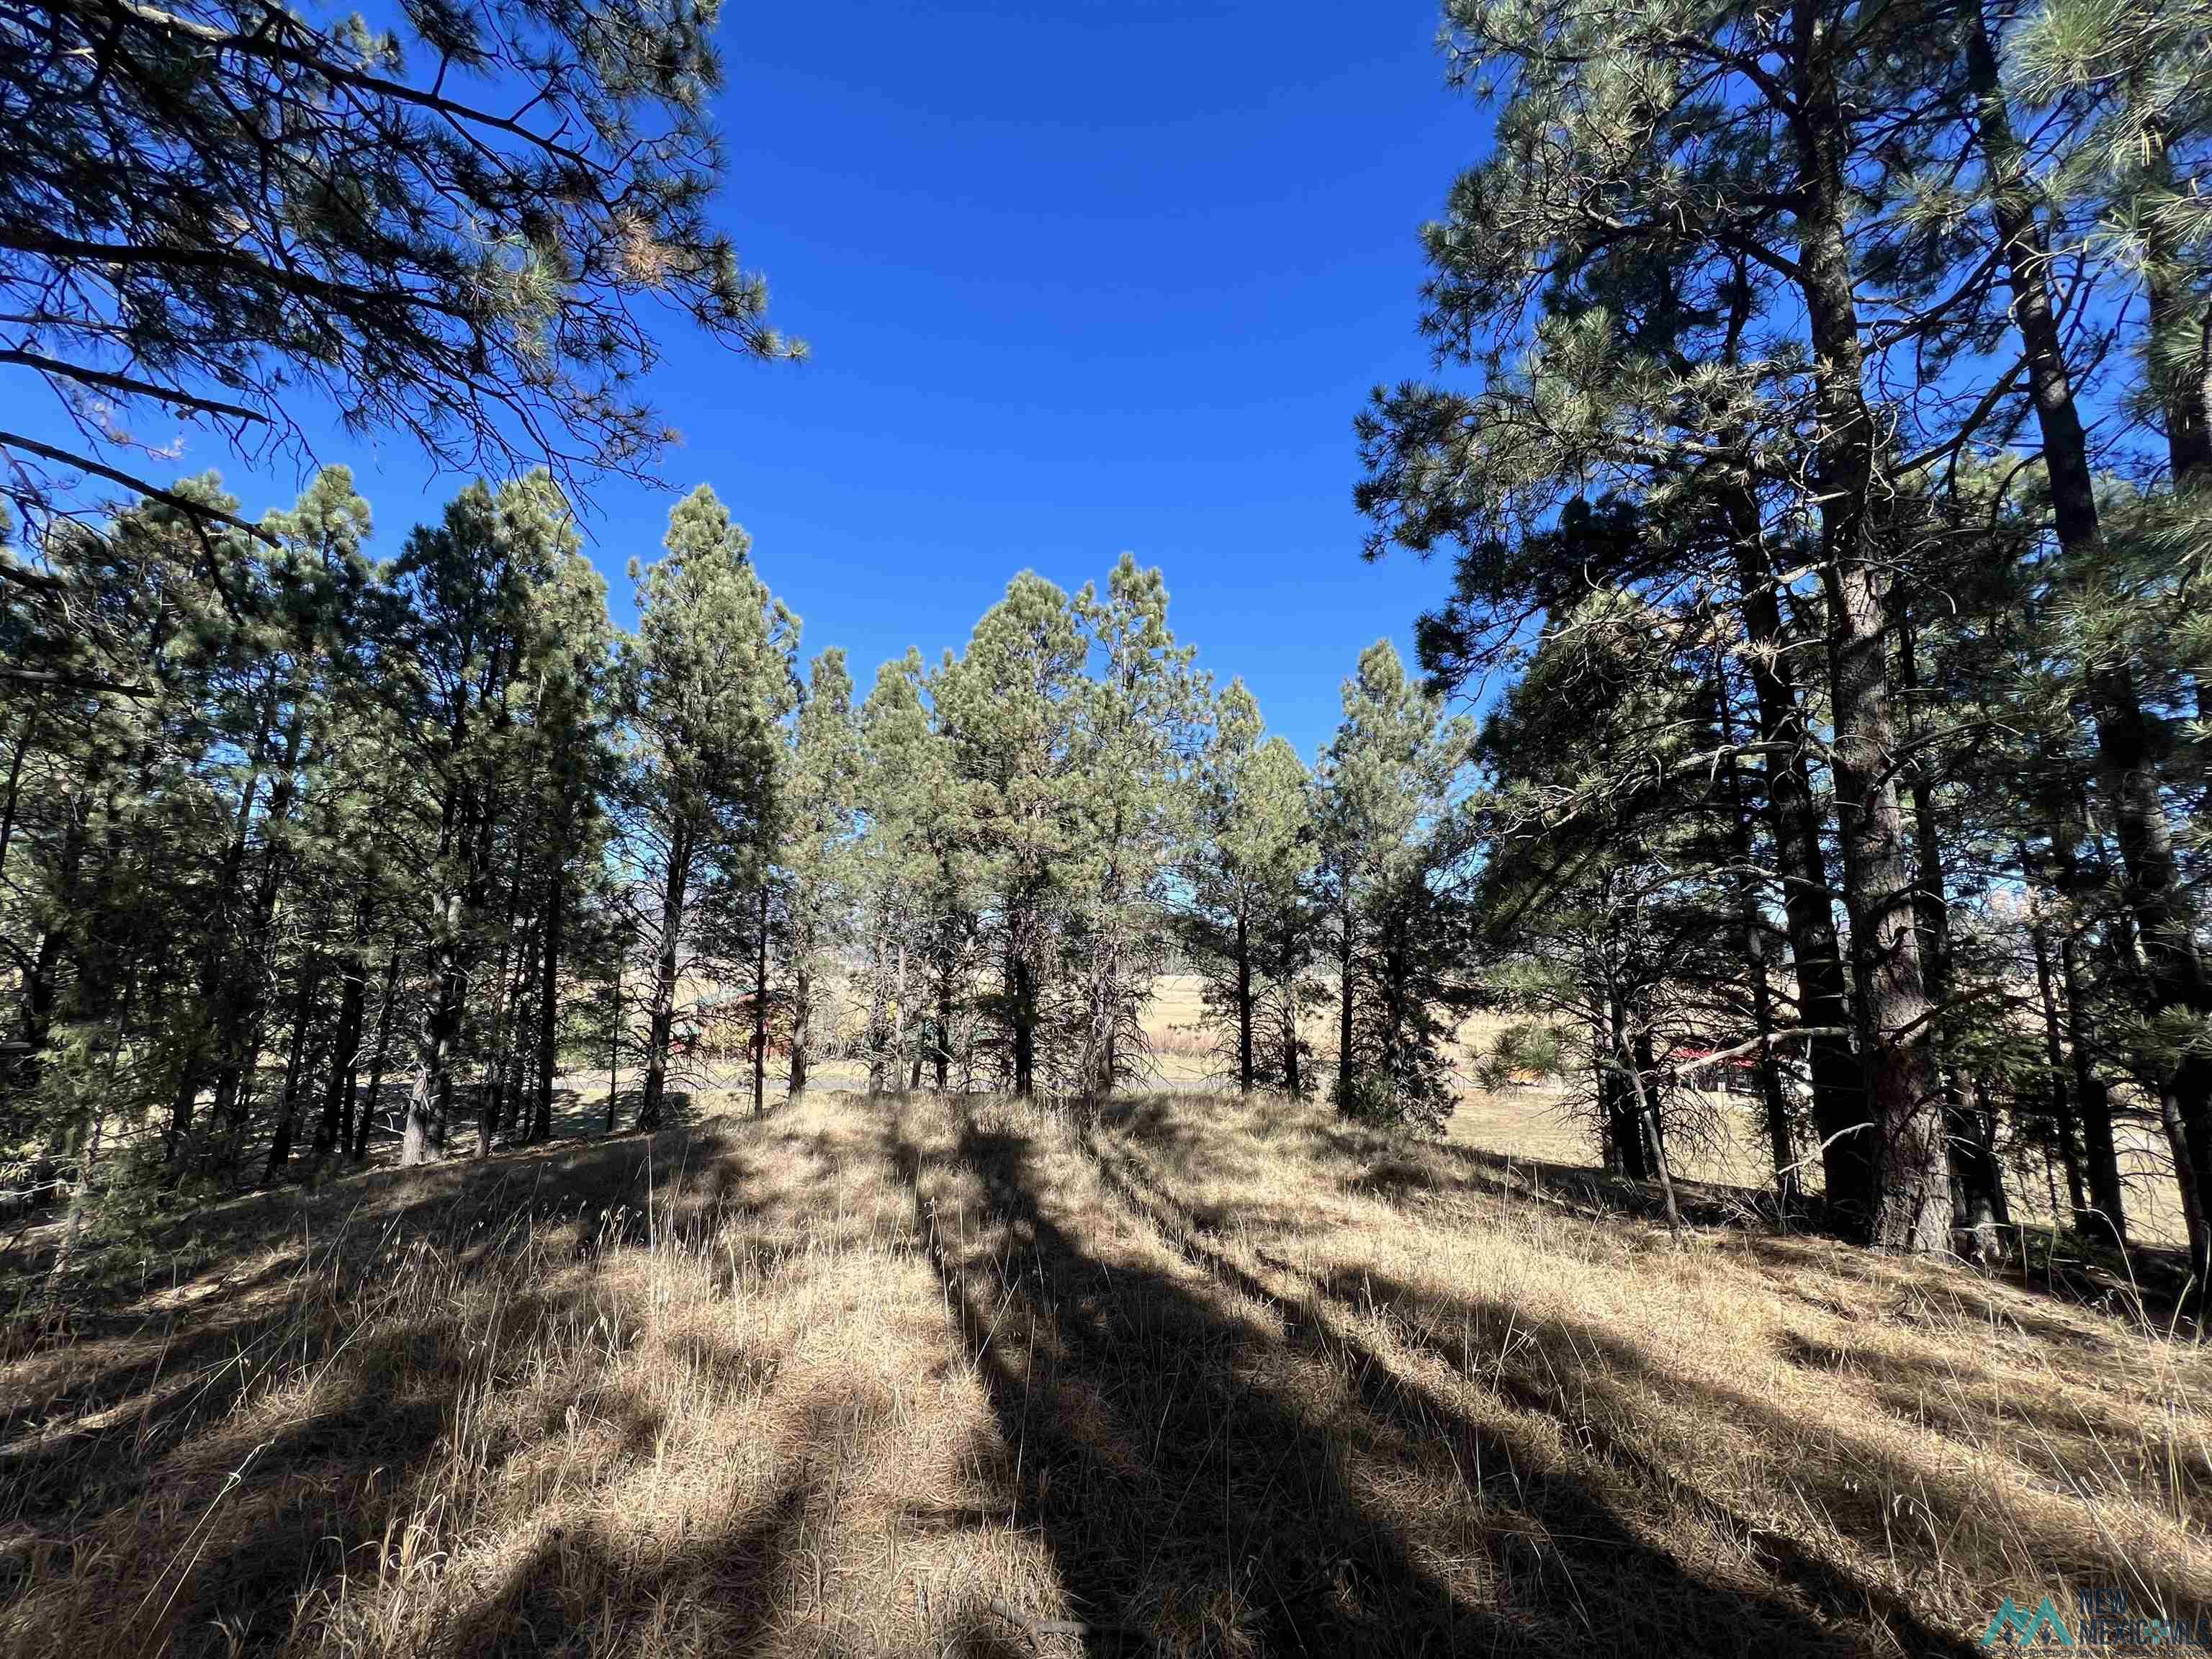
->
<box><xmin>1899</xmin><ymin>606</ymin><xmax>2003</xmax><ymax>1256</ymax></box>
<box><xmin>606</xmin><ymin>959</ymin><xmax>622</xmax><ymax>1135</ymax></box>
<box><xmin>893</xmin><ymin>939</ymin><xmax>908</xmax><ymax>1096</ymax></box>
<box><xmin>1335</xmin><ymin>894</ymin><xmax>1355</xmax><ymax>1110</ymax></box>
<box><xmin>533</xmin><ymin>862</ymin><xmax>562</xmax><ymax>1143</ymax></box>
<box><xmin>315</xmin><ymin>952</ymin><xmax>367</xmax><ymax>1158</ymax></box>
<box><xmin>1281</xmin><ymin>975</ymin><xmax>1302</xmax><ymax>1097</ymax></box>
<box><xmin>1624</xmin><ymin>1030</ymin><xmax>1681</xmax><ymax>1233</ymax></box>
<box><xmin>752</xmin><ymin>877</ymin><xmax>770</xmax><ymax>1115</ymax></box>
<box><xmin>1721</xmin><ymin>675</ymin><xmax>1799</xmax><ymax>1208</ymax></box>
<box><xmin>1730</xmin><ymin>535</ymin><xmax>1869</xmax><ymax>1223</ymax></box>
<box><xmin>402</xmin><ymin>934</ymin><xmax>463</xmax><ymax>1166</ymax></box>
<box><xmin>640</xmin><ymin>824</ymin><xmax>690</xmax><ymax>1132</ymax></box>
<box><xmin>1794</xmin><ymin>36</ymin><xmax>1949</xmax><ymax>1251</ymax></box>
<box><xmin>212</xmin><ymin>703</ymin><xmax>310</xmax><ymax>1143</ymax></box>
<box><xmin>265</xmin><ymin>959</ymin><xmax>322</xmax><ymax>1182</ymax></box>
<box><xmin>936</xmin><ymin>958</ymin><xmax>953</xmax><ymax>1092</ymax></box>
<box><xmin>867</xmin><ymin>934</ymin><xmax>888</xmax><ymax>1096</ymax></box>
<box><xmin>163</xmin><ymin>680</ymin><xmax>276</xmax><ymax>1161</ymax></box>
<box><xmin>2063</xmin><ymin>932</ymin><xmax>2126</xmax><ymax>1246</ymax></box>
<box><xmin>0</xmin><ymin>702</ymin><xmax>35</xmax><ymax>906</ymax></box>
<box><xmin>1010</xmin><ymin>945</ymin><xmax>1035</xmax><ymax>1098</ymax></box>
<box><xmin>2141</xmin><ymin>142</ymin><xmax>2212</xmax><ymax>487</ymax></box>
<box><xmin>1235</xmin><ymin>907</ymin><xmax>1254</xmax><ymax>1094</ymax></box>
<box><xmin>1966</xmin><ymin>1</ymin><xmax>2210</xmax><ymax>1276</ymax></box>
<box><xmin>788</xmin><ymin>956</ymin><xmax>811</xmax><ymax>1097</ymax></box>
<box><xmin>18</xmin><ymin>925</ymin><xmax>63</xmax><ymax>1109</ymax></box>
<box><xmin>352</xmin><ymin>945</ymin><xmax>402</xmax><ymax>1160</ymax></box>
<box><xmin>2028</xmin><ymin>912</ymin><xmax>2090</xmax><ymax>1224</ymax></box>
<box><xmin>1604</xmin><ymin>996</ymin><xmax>1647</xmax><ymax>1181</ymax></box>
<box><xmin>2044</xmin><ymin>796</ymin><xmax>2129</xmax><ymax>1244</ymax></box>
<box><xmin>475</xmin><ymin>865</ymin><xmax>531</xmax><ymax>1160</ymax></box>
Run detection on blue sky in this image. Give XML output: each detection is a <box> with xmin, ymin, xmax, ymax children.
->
<box><xmin>15</xmin><ymin>0</ymin><xmax>1495</xmax><ymax>761</ymax></box>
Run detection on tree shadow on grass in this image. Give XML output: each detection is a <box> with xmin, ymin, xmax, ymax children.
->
<box><xmin>0</xmin><ymin>1097</ymin><xmax>1015</xmax><ymax>1657</ymax></box>
<box><xmin>894</xmin><ymin>1100</ymin><xmax>1874</xmax><ymax>1658</ymax></box>
<box><xmin>1303</xmin><ymin>1257</ymin><xmax>2212</xmax><ymax>1646</ymax></box>
<box><xmin>0</xmin><ymin>1127</ymin><xmax>750</xmax><ymax>1542</ymax></box>
<box><xmin>1089</xmin><ymin>1136</ymin><xmax>1964</xmax><ymax>1657</ymax></box>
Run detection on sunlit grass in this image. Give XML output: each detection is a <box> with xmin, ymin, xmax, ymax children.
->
<box><xmin>4</xmin><ymin>1087</ymin><xmax>2207</xmax><ymax>1655</ymax></box>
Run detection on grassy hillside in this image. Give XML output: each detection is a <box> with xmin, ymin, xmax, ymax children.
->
<box><xmin>4</xmin><ymin>1088</ymin><xmax>2208</xmax><ymax>1657</ymax></box>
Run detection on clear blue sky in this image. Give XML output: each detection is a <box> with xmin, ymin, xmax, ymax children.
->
<box><xmin>24</xmin><ymin>0</ymin><xmax>1497</xmax><ymax>761</ymax></box>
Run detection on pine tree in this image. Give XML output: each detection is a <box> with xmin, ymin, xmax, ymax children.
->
<box><xmin>857</xmin><ymin>650</ymin><xmax>981</xmax><ymax>1093</ymax></box>
<box><xmin>784</xmin><ymin>649</ymin><xmax>860</xmax><ymax>1097</ymax></box>
<box><xmin>1316</xmin><ymin>640</ymin><xmax>1473</xmax><ymax>1129</ymax></box>
<box><xmin>1181</xmin><ymin>680</ymin><xmax>1317</xmax><ymax>1093</ymax></box>
<box><xmin>383</xmin><ymin>474</ymin><xmax>570</xmax><ymax>1164</ymax></box>
<box><xmin>0</xmin><ymin>0</ymin><xmax>801</xmax><ymax>547</ymax></box>
<box><xmin>933</xmin><ymin>575</ymin><xmax>1086</xmax><ymax>1097</ymax></box>
<box><xmin>1066</xmin><ymin>557</ymin><xmax>1200</xmax><ymax>1097</ymax></box>
<box><xmin>620</xmin><ymin>485</ymin><xmax>796</xmax><ymax>1130</ymax></box>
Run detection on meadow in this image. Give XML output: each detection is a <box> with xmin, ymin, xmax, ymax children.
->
<box><xmin>4</xmin><ymin>1070</ymin><xmax>2207</xmax><ymax>1656</ymax></box>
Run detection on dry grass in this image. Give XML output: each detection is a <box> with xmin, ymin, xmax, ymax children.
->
<box><xmin>5</xmin><ymin>1087</ymin><xmax>2208</xmax><ymax>1656</ymax></box>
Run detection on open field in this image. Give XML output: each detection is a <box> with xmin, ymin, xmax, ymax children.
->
<box><xmin>500</xmin><ymin>971</ymin><xmax>2191</xmax><ymax>1250</ymax></box>
<box><xmin>1141</xmin><ymin>975</ymin><xmax>2194</xmax><ymax>1246</ymax></box>
<box><xmin>6</xmin><ymin>1085</ymin><xmax>2209</xmax><ymax>1657</ymax></box>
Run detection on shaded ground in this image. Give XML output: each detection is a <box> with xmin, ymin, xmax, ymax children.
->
<box><xmin>3</xmin><ymin>1089</ymin><xmax>2208</xmax><ymax>1656</ymax></box>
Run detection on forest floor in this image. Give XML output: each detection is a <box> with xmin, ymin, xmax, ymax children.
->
<box><xmin>4</xmin><ymin>1087</ymin><xmax>2210</xmax><ymax>1657</ymax></box>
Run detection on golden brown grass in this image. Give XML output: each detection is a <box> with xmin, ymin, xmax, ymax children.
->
<box><xmin>5</xmin><ymin>1087</ymin><xmax>2208</xmax><ymax>1656</ymax></box>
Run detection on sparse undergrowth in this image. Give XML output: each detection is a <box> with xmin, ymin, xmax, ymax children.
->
<box><xmin>3</xmin><ymin>1091</ymin><xmax>2208</xmax><ymax>1657</ymax></box>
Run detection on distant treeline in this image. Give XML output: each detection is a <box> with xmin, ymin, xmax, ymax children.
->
<box><xmin>1</xmin><ymin>471</ymin><xmax>1483</xmax><ymax>1251</ymax></box>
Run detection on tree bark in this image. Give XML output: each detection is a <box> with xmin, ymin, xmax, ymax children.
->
<box><xmin>1624</xmin><ymin>1030</ymin><xmax>1682</xmax><ymax>1233</ymax></box>
<box><xmin>788</xmin><ymin>955</ymin><xmax>811</xmax><ymax>1097</ymax></box>
<box><xmin>606</xmin><ymin>956</ymin><xmax>622</xmax><ymax>1134</ymax></box>
<box><xmin>752</xmin><ymin>876</ymin><xmax>770</xmax><ymax>1115</ymax></box>
<box><xmin>935</xmin><ymin>953</ymin><xmax>954</xmax><ymax>1092</ymax></box>
<box><xmin>2028</xmin><ymin>911</ymin><xmax>2090</xmax><ymax>1226</ymax></box>
<box><xmin>1234</xmin><ymin>906</ymin><xmax>1254</xmax><ymax>1094</ymax></box>
<box><xmin>211</xmin><ymin>701</ymin><xmax>310</xmax><ymax>1138</ymax></box>
<box><xmin>1792</xmin><ymin>16</ymin><xmax>1949</xmax><ymax>1250</ymax></box>
<box><xmin>1334</xmin><ymin>893</ymin><xmax>1355</xmax><ymax>1110</ymax></box>
<box><xmin>315</xmin><ymin>949</ymin><xmax>367</xmax><ymax>1158</ymax></box>
<box><xmin>639</xmin><ymin>821</ymin><xmax>690</xmax><ymax>1132</ymax></box>
<box><xmin>1010</xmin><ymin>943</ymin><xmax>1035</xmax><ymax>1098</ymax></box>
<box><xmin>1603</xmin><ymin>996</ymin><xmax>1647</xmax><ymax>1182</ymax></box>
<box><xmin>2139</xmin><ymin>138</ymin><xmax>2212</xmax><ymax>487</ymax></box>
<box><xmin>893</xmin><ymin>938</ymin><xmax>908</xmax><ymax>1096</ymax></box>
<box><xmin>163</xmin><ymin>674</ymin><xmax>276</xmax><ymax>1159</ymax></box>
<box><xmin>351</xmin><ymin>945</ymin><xmax>403</xmax><ymax>1160</ymax></box>
<box><xmin>1729</xmin><ymin>534</ymin><xmax>1870</xmax><ymax>1225</ymax></box>
<box><xmin>533</xmin><ymin>860</ymin><xmax>563</xmax><ymax>1143</ymax></box>
<box><xmin>264</xmin><ymin>958</ymin><xmax>322</xmax><ymax>1182</ymax></box>
<box><xmin>1720</xmin><ymin>668</ymin><xmax>1800</xmax><ymax>1209</ymax></box>
<box><xmin>401</xmin><ymin>932</ymin><xmax>463</xmax><ymax>1166</ymax></box>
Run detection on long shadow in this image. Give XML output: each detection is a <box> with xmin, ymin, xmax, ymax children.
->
<box><xmin>1312</xmin><ymin>1123</ymin><xmax>1781</xmax><ymax>1231</ymax></box>
<box><xmin>1318</xmin><ymin>1121</ymin><xmax>2206</xmax><ymax>1335</ymax></box>
<box><xmin>1773</xmin><ymin>1328</ymin><xmax>2211</xmax><ymax>1480</ymax></box>
<box><xmin>893</xmin><ymin>1101</ymin><xmax>1870</xmax><ymax>1657</ymax></box>
<box><xmin>1166</xmin><ymin>1118</ymin><xmax>2206</xmax><ymax>1627</ymax></box>
<box><xmin>0</xmin><ymin>1126</ymin><xmax>747</xmax><ymax>1533</ymax></box>
<box><xmin>1292</xmin><ymin>1252</ymin><xmax>2210</xmax><ymax>1644</ymax></box>
<box><xmin>1082</xmin><ymin>1136</ymin><xmax>1947</xmax><ymax>1658</ymax></box>
<box><xmin>426</xmin><ymin>1435</ymin><xmax>1028</xmax><ymax>1659</ymax></box>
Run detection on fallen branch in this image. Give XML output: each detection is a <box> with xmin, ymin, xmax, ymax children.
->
<box><xmin>984</xmin><ymin>1598</ymin><xmax>1141</xmax><ymax>1648</ymax></box>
